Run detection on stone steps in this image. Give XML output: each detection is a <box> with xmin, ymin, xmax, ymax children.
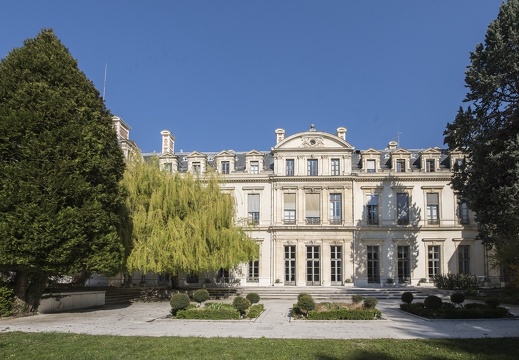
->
<box><xmin>238</xmin><ymin>286</ymin><xmax>429</xmax><ymax>301</ymax></box>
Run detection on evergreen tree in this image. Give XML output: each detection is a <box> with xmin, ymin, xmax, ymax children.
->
<box><xmin>123</xmin><ymin>155</ymin><xmax>258</xmax><ymax>278</ymax></box>
<box><xmin>444</xmin><ymin>0</ymin><xmax>519</xmax><ymax>285</ymax></box>
<box><xmin>0</xmin><ymin>29</ymin><xmax>127</xmax><ymax>310</ymax></box>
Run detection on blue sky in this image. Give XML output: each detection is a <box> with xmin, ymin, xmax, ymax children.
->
<box><xmin>1</xmin><ymin>0</ymin><xmax>503</xmax><ymax>153</ymax></box>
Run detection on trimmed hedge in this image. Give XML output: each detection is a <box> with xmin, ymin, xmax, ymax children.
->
<box><xmin>297</xmin><ymin>294</ymin><xmax>315</xmax><ymax>314</ymax></box>
<box><xmin>170</xmin><ymin>293</ymin><xmax>191</xmax><ymax>316</ymax></box>
<box><xmin>401</xmin><ymin>292</ymin><xmax>414</xmax><ymax>304</ymax></box>
<box><xmin>450</xmin><ymin>292</ymin><xmax>466</xmax><ymax>305</ymax></box>
<box><xmin>233</xmin><ymin>296</ymin><xmax>251</xmax><ymax>314</ymax></box>
<box><xmin>400</xmin><ymin>302</ymin><xmax>510</xmax><ymax>319</ymax></box>
<box><xmin>351</xmin><ymin>295</ymin><xmax>363</xmax><ymax>304</ymax></box>
<box><xmin>363</xmin><ymin>297</ymin><xmax>378</xmax><ymax>309</ymax></box>
<box><xmin>246</xmin><ymin>292</ymin><xmax>260</xmax><ymax>304</ymax></box>
<box><xmin>176</xmin><ymin>308</ymin><xmax>240</xmax><ymax>320</ymax></box>
<box><xmin>307</xmin><ymin>308</ymin><xmax>382</xmax><ymax>320</ymax></box>
<box><xmin>247</xmin><ymin>304</ymin><xmax>264</xmax><ymax>318</ymax></box>
<box><xmin>193</xmin><ymin>289</ymin><xmax>209</xmax><ymax>304</ymax></box>
<box><xmin>0</xmin><ymin>285</ymin><xmax>14</xmax><ymax>317</ymax></box>
<box><xmin>424</xmin><ymin>295</ymin><xmax>443</xmax><ymax>310</ymax></box>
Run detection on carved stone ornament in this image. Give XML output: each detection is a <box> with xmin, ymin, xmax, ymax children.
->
<box><xmin>300</xmin><ymin>137</ymin><xmax>324</xmax><ymax>148</ymax></box>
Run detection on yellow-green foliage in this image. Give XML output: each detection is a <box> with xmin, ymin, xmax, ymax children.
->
<box><xmin>123</xmin><ymin>155</ymin><xmax>258</xmax><ymax>274</ymax></box>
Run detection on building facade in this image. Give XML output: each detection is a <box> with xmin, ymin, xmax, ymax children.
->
<box><xmin>111</xmin><ymin>117</ymin><xmax>499</xmax><ymax>288</ymax></box>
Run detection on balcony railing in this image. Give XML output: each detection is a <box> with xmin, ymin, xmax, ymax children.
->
<box><xmin>427</xmin><ymin>219</ymin><xmax>440</xmax><ymax>225</ymax></box>
<box><xmin>329</xmin><ymin>218</ymin><xmax>342</xmax><ymax>225</ymax></box>
<box><xmin>283</xmin><ymin>219</ymin><xmax>296</xmax><ymax>225</ymax></box>
<box><xmin>305</xmin><ymin>217</ymin><xmax>321</xmax><ymax>225</ymax></box>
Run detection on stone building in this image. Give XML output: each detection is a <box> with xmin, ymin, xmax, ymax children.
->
<box><xmin>109</xmin><ymin>117</ymin><xmax>499</xmax><ymax>288</ymax></box>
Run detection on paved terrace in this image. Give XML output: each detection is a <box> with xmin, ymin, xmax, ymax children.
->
<box><xmin>1</xmin><ymin>287</ymin><xmax>518</xmax><ymax>339</ymax></box>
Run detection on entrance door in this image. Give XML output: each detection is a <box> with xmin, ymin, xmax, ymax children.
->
<box><xmin>284</xmin><ymin>245</ymin><xmax>296</xmax><ymax>285</ymax></box>
<box><xmin>367</xmin><ymin>246</ymin><xmax>380</xmax><ymax>283</ymax></box>
<box><xmin>306</xmin><ymin>245</ymin><xmax>320</xmax><ymax>285</ymax></box>
<box><xmin>330</xmin><ymin>245</ymin><xmax>342</xmax><ymax>285</ymax></box>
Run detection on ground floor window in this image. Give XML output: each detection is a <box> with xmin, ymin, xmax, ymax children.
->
<box><xmin>186</xmin><ymin>273</ymin><xmax>199</xmax><ymax>283</ymax></box>
<box><xmin>306</xmin><ymin>245</ymin><xmax>320</xmax><ymax>285</ymax></box>
<box><xmin>397</xmin><ymin>245</ymin><xmax>410</xmax><ymax>282</ymax></box>
<box><xmin>367</xmin><ymin>246</ymin><xmax>380</xmax><ymax>283</ymax></box>
<box><xmin>458</xmin><ymin>245</ymin><xmax>470</xmax><ymax>274</ymax></box>
<box><xmin>248</xmin><ymin>260</ymin><xmax>259</xmax><ymax>282</ymax></box>
<box><xmin>284</xmin><ymin>245</ymin><xmax>296</xmax><ymax>285</ymax></box>
<box><xmin>428</xmin><ymin>245</ymin><xmax>441</xmax><ymax>279</ymax></box>
<box><xmin>330</xmin><ymin>245</ymin><xmax>342</xmax><ymax>284</ymax></box>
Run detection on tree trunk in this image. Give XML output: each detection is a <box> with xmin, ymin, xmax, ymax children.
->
<box><xmin>13</xmin><ymin>271</ymin><xmax>30</xmax><ymax>315</ymax></box>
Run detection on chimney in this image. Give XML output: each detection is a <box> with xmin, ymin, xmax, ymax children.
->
<box><xmin>161</xmin><ymin>130</ymin><xmax>175</xmax><ymax>155</ymax></box>
<box><xmin>275</xmin><ymin>128</ymin><xmax>286</xmax><ymax>144</ymax></box>
<box><xmin>388</xmin><ymin>140</ymin><xmax>398</xmax><ymax>150</ymax></box>
<box><xmin>336</xmin><ymin>127</ymin><xmax>347</xmax><ymax>141</ymax></box>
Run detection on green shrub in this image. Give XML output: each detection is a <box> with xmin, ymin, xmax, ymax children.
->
<box><xmin>351</xmin><ymin>294</ymin><xmax>363</xmax><ymax>304</ymax></box>
<box><xmin>246</xmin><ymin>292</ymin><xmax>260</xmax><ymax>304</ymax></box>
<box><xmin>424</xmin><ymin>295</ymin><xmax>443</xmax><ymax>310</ymax></box>
<box><xmin>441</xmin><ymin>302</ymin><xmax>456</xmax><ymax>309</ymax></box>
<box><xmin>192</xmin><ymin>289</ymin><xmax>209</xmax><ymax>304</ymax></box>
<box><xmin>170</xmin><ymin>293</ymin><xmax>191</xmax><ymax>316</ymax></box>
<box><xmin>176</xmin><ymin>308</ymin><xmax>240</xmax><ymax>320</ymax></box>
<box><xmin>485</xmin><ymin>297</ymin><xmax>500</xmax><ymax>309</ymax></box>
<box><xmin>450</xmin><ymin>292</ymin><xmax>466</xmax><ymax>305</ymax></box>
<box><xmin>297</xmin><ymin>292</ymin><xmax>310</xmax><ymax>302</ymax></box>
<box><xmin>307</xmin><ymin>308</ymin><xmax>382</xmax><ymax>320</ymax></box>
<box><xmin>297</xmin><ymin>294</ymin><xmax>315</xmax><ymax>314</ymax></box>
<box><xmin>433</xmin><ymin>274</ymin><xmax>479</xmax><ymax>290</ymax></box>
<box><xmin>0</xmin><ymin>285</ymin><xmax>14</xmax><ymax>317</ymax></box>
<box><xmin>363</xmin><ymin>297</ymin><xmax>378</xmax><ymax>309</ymax></box>
<box><xmin>401</xmin><ymin>292</ymin><xmax>414</xmax><ymax>304</ymax></box>
<box><xmin>232</xmin><ymin>296</ymin><xmax>251</xmax><ymax>314</ymax></box>
<box><xmin>247</xmin><ymin>304</ymin><xmax>264</xmax><ymax>318</ymax></box>
<box><xmin>464</xmin><ymin>303</ymin><xmax>488</xmax><ymax>310</ymax></box>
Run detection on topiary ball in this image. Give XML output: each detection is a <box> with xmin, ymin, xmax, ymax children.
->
<box><xmin>170</xmin><ymin>293</ymin><xmax>191</xmax><ymax>315</ymax></box>
<box><xmin>297</xmin><ymin>294</ymin><xmax>316</xmax><ymax>314</ymax></box>
<box><xmin>193</xmin><ymin>289</ymin><xmax>210</xmax><ymax>304</ymax></box>
<box><xmin>363</xmin><ymin>297</ymin><xmax>378</xmax><ymax>309</ymax></box>
<box><xmin>246</xmin><ymin>292</ymin><xmax>260</xmax><ymax>304</ymax></box>
<box><xmin>450</xmin><ymin>292</ymin><xmax>466</xmax><ymax>305</ymax></box>
<box><xmin>401</xmin><ymin>291</ymin><xmax>414</xmax><ymax>304</ymax></box>
<box><xmin>297</xmin><ymin>292</ymin><xmax>310</xmax><ymax>302</ymax></box>
<box><xmin>233</xmin><ymin>296</ymin><xmax>251</xmax><ymax>314</ymax></box>
<box><xmin>351</xmin><ymin>294</ymin><xmax>364</xmax><ymax>304</ymax></box>
<box><xmin>424</xmin><ymin>295</ymin><xmax>443</xmax><ymax>310</ymax></box>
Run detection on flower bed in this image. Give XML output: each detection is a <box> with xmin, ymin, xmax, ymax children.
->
<box><xmin>400</xmin><ymin>302</ymin><xmax>510</xmax><ymax>319</ymax></box>
<box><xmin>293</xmin><ymin>301</ymin><xmax>381</xmax><ymax>320</ymax></box>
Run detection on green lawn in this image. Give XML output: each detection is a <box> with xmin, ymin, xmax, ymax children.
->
<box><xmin>0</xmin><ymin>333</ymin><xmax>517</xmax><ymax>359</ymax></box>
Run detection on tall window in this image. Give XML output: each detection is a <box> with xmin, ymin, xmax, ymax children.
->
<box><xmin>305</xmin><ymin>193</ymin><xmax>320</xmax><ymax>224</ymax></box>
<box><xmin>458</xmin><ymin>201</ymin><xmax>469</xmax><ymax>224</ymax></box>
<box><xmin>284</xmin><ymin>245</ymin><xmax>296</xmax><ymax>285</ymax></box>
<box><xmin>426</xmin><ymin>193</ymin><xmax>440</xmax><ymax>225</ymax></box>
<box><xmin>367</xmin><ymin>246</ymin><xmax>380</xmax><ymax>283</ymax></box>
<box><xmin>396</xmin><ymin>159</ymin><xmax>405</xmax><ymax>173</ymax></box>
<box><xmin>331</xmin><ymin>159</ymin><xmax>340</xmax><ymax>175</ymax></box>
<box><xmin>366</xmin><ymin>159</ymin><xmax>376</xmax><ymax>173</ymax></box>
<box><xmin>307</xmin><ymin>159</ymin><xmax>318</xmax><ymax>176</ymax></box>
<box><xmin>221</xmin><ymin>161</ymin><xmax>230</xmax><ymax>174</ymax></box>
<box><xmin>397</xmin><ymin>245</ymin><xmax>410</xmax><ymax>282</ymax></box>
<box><xmin>330</xmin><ymin>246</ymin><xmax>342</xmax><ymax>284</ymax></box>
<box><xmin>367</xmin><ymin>194</ymin><xmax>379</xmax><ymax>225</ymax></box>
<box><xmin>250</xmin><ymin>161</ymin><xmax>259</xmax><ymax>174</ymax></box>
<box><xmin>283</xmin><ymin>193</ymin><xmax>296</xmax><ymax>225</ymax></box>
<box><xmin>428</xmin><ymin>245</ymin><xmax>441</xmax><ymax>279</ymax></box>
<box><xmin>247</xmin><ymin>194</ymin><xmax>260</xmax><ymax>225</ymax></box>
<box><xmin>248</xmin><ymin>260</ymin><xmax>259</xmax><ymax>282</ymax></box>
<box><xmin>192</xmin><ymin>162</ymin><xmax>201</xmax><ymax>175</ymax></box>
<box><xmin>163</xmin><ymin>162</ymin><xmax>172</xmax><ymax>173</ymax></box>
<box><xmin>425</xmin><ymin>159</ymin><xmax>435</xmax><ymax>172</ymax></box>
<box><xmin>397</xmin><ymin>193</ymin><xmax>409</xmax><ymax>225</ymax></box>
<box><xmin>329</xmin><ymin>193</ymin><xmax>342</xmax><ymax>225</ymax></box>
<box><xmin>286</xmin><ymin>159</ymin><xmax>294</xmax><ymax>176</ymax></box>
<box><xmin>458</xmin><ymin>245</ymin><xmax>470</xmax><ymax>274</ymax></box>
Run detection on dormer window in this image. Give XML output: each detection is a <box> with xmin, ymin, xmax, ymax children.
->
<box><xmin>396</xmin><ymin>159</ymin><xmax>405</xmax><ymax>173</ymax></box>
<box><xmin>426</xmin><ymin>159</ymin><xmax>435</xmax><ymax>172</ymax></box>
<box><xmin>192</xmin><ymin>162</ymin><xmax>201</xmax><ymax>175</ymax></box>
<box><xmin>366</xmin><ymin>159</ymin><xmax>376</xmax><ymax>173</ymax></box>
<box><xmin>221</xmin><ymin>161</ymin><xmax>230</xmax><ymax>174</ymax></box>
<box><xmin>250</xmin><ymin>161</ymin><xmax>259</xmax><ymax>174</ymax></box>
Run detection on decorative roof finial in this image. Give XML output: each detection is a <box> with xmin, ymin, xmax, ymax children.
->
<box><xmin>310</xmin><ymin>124</ymin><xmax>316</xmax><ymax>132</ymax></box>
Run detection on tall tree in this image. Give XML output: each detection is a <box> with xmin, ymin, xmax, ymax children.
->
<box><xmin>444</xmin><ymin>0</ymin><xmax>519</xmax><ymax>285</ymax></box>
<box><xmin>0</xmin><ymin>29</ymin><xmax>128</xmax><ymax>311</ymax></box>
<box><xmin>123</xmin><ymin>155</ymin><xmax>258</xmax><ymax>279</ymax></box>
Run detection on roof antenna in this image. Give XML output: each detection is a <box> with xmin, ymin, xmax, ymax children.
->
<box><xmin>102</xmin><ymin>63</ymin><xmax>107</xmax><ymax>101</ymax></box>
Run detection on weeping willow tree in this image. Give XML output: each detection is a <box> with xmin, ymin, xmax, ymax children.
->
<box><xmin>122</xmin><ymin>155</ymin><xmax>258</xmax><ymax>277</ymax></box>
